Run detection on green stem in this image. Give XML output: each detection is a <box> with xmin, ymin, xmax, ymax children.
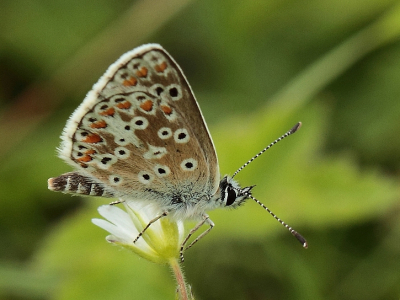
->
<box><xmin>169</xmin><ymin>258</ymin><xmax>188</xmax><ymax>300</ymax></box>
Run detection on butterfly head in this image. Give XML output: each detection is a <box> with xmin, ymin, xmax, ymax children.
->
<box><xmin>218</xmin><ymin>176</ymin><xmax>254</xmax><ymax>208</ymax></box>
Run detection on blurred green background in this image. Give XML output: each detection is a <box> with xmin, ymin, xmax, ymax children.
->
<box><xmin>1</xmin><ymin>0</ymin><xmax>400</xmax><ymax>299</ymax></box>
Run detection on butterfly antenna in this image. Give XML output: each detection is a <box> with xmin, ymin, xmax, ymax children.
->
<box><xmin>232</xmin><ymin>122</ymin><xmax>302</xmax><ymax>178</ymax></box>
<box><xmin>246</xmin><ymin>192</ymin><xmax>308</xmax><ymax>248</ymax></box>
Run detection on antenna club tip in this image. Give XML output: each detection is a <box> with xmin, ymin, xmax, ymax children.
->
<box><xmin>290</xmin><ymin>122</ymin><xmax>302</xmax><ymax>134</ymax></box>
<box><xmin>292</xmin><ymin>231</ymin><xmax>308</xmax><ymax>248</ymax></box>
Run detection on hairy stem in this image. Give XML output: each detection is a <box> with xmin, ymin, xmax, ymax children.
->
<box><xmin>169</xmin><ymin>258</ymin><xmax>188</xmax><ymax>300</ymax></box>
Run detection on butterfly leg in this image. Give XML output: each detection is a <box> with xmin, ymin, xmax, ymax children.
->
<box><xmin>180</xmin><ymin>214</ymin><xmax>214</xmax><ymax>262</ymax></box>
<box><xmin>133</xmin><ymin>211</ymin><xmax>168</xmax><ymax>243</ymax></box>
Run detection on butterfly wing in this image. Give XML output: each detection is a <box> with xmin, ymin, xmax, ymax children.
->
<box><xmin>50</xmin><ymin>44</ymin><xmax>220</xmax><ymax>214</ymax></box>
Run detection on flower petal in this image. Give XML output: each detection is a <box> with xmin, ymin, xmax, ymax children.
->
<box><xmin>98</xmin><ymin>205</ymin><xmax>133</xmax><ymax>227</ymax></box>
<box><xmin>97</xmin><ymin>205</ymin><xmax>139</xmax><ymax>238</ymax></box>
<box><xmin>93</xmin><ymin>201</ymin><xmax>185</xmax><ymax>264</ymax></box>
<box><xmin>92</xmin><ymin>218</ymin><xmax>132</xmax><ymax>242</ymax></box>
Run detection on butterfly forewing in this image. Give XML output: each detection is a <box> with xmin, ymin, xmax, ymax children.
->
<box><xmin>55</xmin><ymin>44</ymin><xmax>220</xmax><ymax>208</ymax></box>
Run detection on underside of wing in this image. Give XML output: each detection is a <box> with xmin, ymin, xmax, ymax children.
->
<box><xmin>56</xmin><ymin>44</ymin><xmax>220</xmax><ymax>204</ymax></box>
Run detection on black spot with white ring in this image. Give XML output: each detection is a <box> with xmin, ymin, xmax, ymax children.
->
<box><xmin>169</xmin><ymin>87</ymin><xmax>178</xmax><ymax>97</ymax></box>
<box><xmin>79</xmin><ymin>131</ymin><xmax>88</xmax><ymax>137</ymax></box>
<box><xmin>166</xmin><ymin>84</ymin><xmax>182</xmax><ymax>101</ymax></box>
<box><xmin>154</xmin><ymin>164</ymin><xmax>171</xmax><ymax>178</ymax></box>
<box><xmin>97</xmin><ymin>154</ymin><xmax>117</xmax><ymax>170</ymax></box>
<box><xmin>158</xmin><ymin>127</ymin><xmax>172</xmax><ymax>139</ymax></box>
<box><xmin>138</xmin><ymin>171</ymin><xmax>154</xmax><ymax>184</ymax></box>
<box><xmin>109</xmin><ymin>175</ymin><xmax>123</xmax><ymax>186</ymax></box>
<box><xmin>150</xmin><ymin>84</ymin><xmax>166</xmax><ymax>97</ymax></box>
<box><xmin>156</xmin><ymin>87</ymin><xmax>164</xmax><ymax>95</ymax></box>
<box><xmin>114</xmin><ymin>135</ymin><xmax>130</xmax><ymax>146</ymax></box>
<box><xmin>132</xmin><ymin>116</ymin><xmax>149</xmax><ymax>130</ymax></box>
<box><xmin>114</xmin><ymin>146</ymin><xmax>130</xmax><ymax>159</ymax></box>
<box><xmin>174</xmin><ymin>128</ymin><xmax>190</xmax><ymax>143</ymax></box>
<box><xmin>180</xmin><ymin>158</ymin><xmax>198</xmax><ymax>171</ymax></box>
<box><xmin>101</xmin><ymin>157</ymin><xmax>112</xmax><ymax>164</ymax></box>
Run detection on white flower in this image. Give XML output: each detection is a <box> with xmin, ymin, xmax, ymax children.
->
<box><xmin>92</xmin><ymin>201</ymin><xmax>184</xmax><ymax>264</ymax></box>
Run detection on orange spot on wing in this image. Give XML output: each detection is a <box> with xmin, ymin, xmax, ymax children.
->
<box><xmin>155</xmin><ymin>61</ymin><xmax>167</xmax><ymax>73</ymax></box>
<box><xmin>99</xmin><ymin>107</ymin><xmax>115</xmax><ymax>116</ymax></box>
<box><xmin>77</xmin><ymin>155</ymin><xmax>92</xmax><ymax>162</ymax></box>
<box><xmin>140</xmin><ymin>100</ymin><xmax>153</xmax><ymax>111</ymax></box>
<box><xmin>82</xmin><ymin>134</ymin><xmax>102</xmax><ymax>143</ymax></box>
<box><xmin>136</xmin><ymin>67</ymin><xmax>148</xmax><ymax>77</ymax></box>
<box><xmin>90</xmin><ymin>120</ymin><xmax>107</xmax><ymax>129</ymax></box>
<box><xmin>116</xmin><ymin>101</ymin><xmax>131</xmax><ymax>109</ymax></box>
<box><xmin>85</xmin><ymin>149</ymin><xmax>96</xmax><ymax>155</ymax></box>
<box><xmin>123</xmin><ymin>76</ymin><xmax>137</xmax><ymax>86</ymax></box>
<box><xmin>161</xmin><ymin>105</ymin><xmax>172</xmax><ymax>115</ymax></box>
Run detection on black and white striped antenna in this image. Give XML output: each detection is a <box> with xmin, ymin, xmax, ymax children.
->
<box><xmin>233</xmin><ymin>122</ymin><xmax>307</xmax><ymax>248</ymax></box>
<box><xmin>232</xmin><ymin>122</ymin><xmax>301</xmax><ymax>178</ymax></box>
<box><xmin>248</xmin><ymin>192</ymin><xmax>307</xmax><ymax>248</ymax></box>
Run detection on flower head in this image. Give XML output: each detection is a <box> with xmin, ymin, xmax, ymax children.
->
<box><xmin>92</xmin><ymin>201</ymin><xmax>184</xmax><ymax>264</ymax></box>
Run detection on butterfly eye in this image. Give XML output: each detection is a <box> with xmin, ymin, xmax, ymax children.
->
<box><xmin>225</xmin><ymin>187</ymin><xmax>237</xmax><ymax>206</ymax></box>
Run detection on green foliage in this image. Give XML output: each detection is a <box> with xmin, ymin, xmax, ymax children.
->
<box><xmin>1</xmin><ymin>0</ymin><xmax>400</xmax><ymax>299</ymax></box>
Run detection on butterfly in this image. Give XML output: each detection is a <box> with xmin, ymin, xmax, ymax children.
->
<box><xmin>48</xmin><ymin>44</ymin><xmax>307</xmax><ymax>261</ymax></box>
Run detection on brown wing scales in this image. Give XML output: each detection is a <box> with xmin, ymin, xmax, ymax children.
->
<box><xmin>58</xmin><ymin>46</ymin><xmax>219</xmax><ymax>201</ymax></box>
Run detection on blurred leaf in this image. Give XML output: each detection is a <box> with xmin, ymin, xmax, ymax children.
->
<box><xmin>0</xmin><ymin>262</ymin><xmax>57</xmax><ymax>299</ymax></box>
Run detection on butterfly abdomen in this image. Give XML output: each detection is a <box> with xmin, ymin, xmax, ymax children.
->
<box><xmin>48</xmin><ymin>172</ymin><xmax>114</xmax><ymax>198</ymax></box>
